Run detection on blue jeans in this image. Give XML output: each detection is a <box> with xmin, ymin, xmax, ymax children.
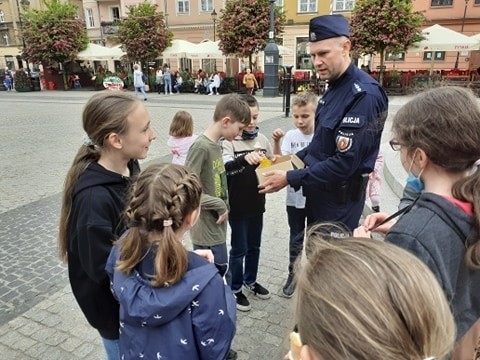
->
<box><xmin>287</xmin><ymin>206</ymin><xmax>307</xmax><ymax>274</ymax></box>
<box><xmin>193</xmin><ymin>243</ymin><xmax>228</xmax><ymax>277</ymax></box>
<box><xmin>164</xmin><ymin>77</ymin><xmax>172</xmax><ymax>94</ymax></box>
<box><xmin>134</xmin><ymin>86</ymin><xmax>147</xmax><ymax>99</ymax></box>
<box><xmin>101</xmin><ymin>337</ymin><xmax>120</xmax><ymax>360</ymax></box>
<box><xmin>227</xmin><ymin>214</ymin><xmax>263</xmax><ymax>293</ymax></box>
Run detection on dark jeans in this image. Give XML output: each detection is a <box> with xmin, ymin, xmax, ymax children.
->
<box><xmin>227</xmin><ymin>214</ymin><xmax>263</xmax><ymax>293</ymax></box>
<box><xmin>287</xmin><ymin>206</ymin><xmax>307</xmax><ymax>274</ymax></box>
<box><xmin>193</xmin><ymin>243</ymin><xmax>228</xmax><ymax>277</ymax></box>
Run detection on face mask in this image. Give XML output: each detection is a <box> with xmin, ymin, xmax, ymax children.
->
<box><xmin>406</xmin><ymin>149</ymin><xmax>425</xmax><ymax>193</ymax></box>
<box><xmin>241</xmin><ymin>127</ymin><xmax>259</xmax><ymax>140</ymax></box>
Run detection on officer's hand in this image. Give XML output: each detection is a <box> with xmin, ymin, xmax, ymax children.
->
<box><xmin>258</xmin><ymin>170</ymin><xmax>288</xmax><ymax>194</ymax></box>
<box><xmin>216</xmin><ymin>210</ymin><xmax>229</xmax><ymax>224</ymax></box>
<box><xmin>272</xmin><ymin>128</ymin><xmax>285</xmax><ymax>142</ymax></box>
<box><xmin>245</xmin><ymin>151</ymin><xmax>264</xmax><ymax>165</ymax></box>
<box><xmin>363</xmin><ymin>212</ymin><xmax>393</xmax><ymax>234</ymax></box>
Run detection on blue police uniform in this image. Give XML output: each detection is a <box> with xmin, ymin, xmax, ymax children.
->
<box><xmin>286</xmin><ymin>15</ymin><xmax>388</xmax><ymax>231</ymax></box>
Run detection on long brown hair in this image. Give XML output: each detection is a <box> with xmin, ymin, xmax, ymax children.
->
<box><xmin>116</xmin><ymin>163</ymin><xmax>202</xmax><ymax>287</ymax></box>
<box><xmin>296</xmin><ymin>229</ymin><xmax>455</xmax><ymax>360</ymax></box>
<box><xmin>392</xmin><ymin>86</ymin><xmax>480</xmax><ymax>267</ymax></box>
<box><xmin>58</xmin><ymin>92</ymin><xmax>141</xmax><ymax>263</ymax></box>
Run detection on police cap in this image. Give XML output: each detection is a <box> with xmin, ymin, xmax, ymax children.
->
<box><xmin>309</xmin><ymin>15</ymin><xmax>350</xmax><ymax>42</ymax></box>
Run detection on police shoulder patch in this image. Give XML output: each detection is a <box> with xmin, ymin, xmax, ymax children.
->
<box><xmin>336</xmin><ymin>132</ymin><xmax>353</xmax><ymax>153</ymax></box>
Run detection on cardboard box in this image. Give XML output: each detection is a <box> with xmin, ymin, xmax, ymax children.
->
<box><xmin>255</xmin><ymin>154</ymin><xmax>305</xmax><ymax>184</ymax></box>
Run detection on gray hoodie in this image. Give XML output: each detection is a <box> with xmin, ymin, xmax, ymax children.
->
<box><xmin>387</xmin><ymin>192</ymin><xmax>479</xmax><ymax>339</ymax></box>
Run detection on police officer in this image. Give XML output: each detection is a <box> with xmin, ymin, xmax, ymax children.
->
<box><xmin>259</xmin><ymin>14</ymin><xmax>388</xmax><ymax>232</ymax></box>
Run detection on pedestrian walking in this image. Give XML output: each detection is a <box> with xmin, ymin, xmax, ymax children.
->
<box><xmin>57</xmin><ymin>92</ymin><xmax>156</xmax><ymax>359</ymax></box>
<box><xmin>133</xmin><ymin>64</ymin><xmax>148</xmax><ymax>101</ymax></box>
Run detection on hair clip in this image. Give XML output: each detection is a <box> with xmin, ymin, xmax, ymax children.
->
<box><xmin>163</xmin><ymin>219</ymin><xmax>173</xmax><ymax>227</ymax></box>
<box><xmin>423</xmin><ymin>357</ymin><xmax>436</xmax><ymax>360</ymax></box>
<box><xmin>475</xmin><ymin>159</ymin><xmax>480</xmax><ymax>167</ymax></box>
<box><xmin>82</xmin><ymin>134</ymin><xmax>95</xmax><ymax>147</ymax></box>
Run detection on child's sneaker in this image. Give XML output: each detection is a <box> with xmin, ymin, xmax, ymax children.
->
<box><xmin>243</xmin><ymin>282</ymin><xmax>271</xmax><ymax>300</ymax></box>
<box><xmin>281</xmin><ymin>273</ymin><xmax>295</xmax><ymax>298</ymax></box>
<box><xmin>235</xmin><ymin>291</ymin><xmax>251</xmax><ymax>312</ymax></box>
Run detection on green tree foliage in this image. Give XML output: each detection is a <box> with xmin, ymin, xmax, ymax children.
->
<box><xmin>22</xmin><ymin>0</ymin><xmax>89</xmax><ymax>65</ymax></box>
<box><xmin>217</xmin><ymin>0</ymin><xmax>286</xmax><ymax>64</ymax></box>
<box><xmin>119</xmin><ymin>2</ymin><xmax>172</xmax><ymax>63</ymax></box>
<box><xmin>350</xmin><ymin>0</ymin><xmax>425</xmax><ymax>85</ymax></box>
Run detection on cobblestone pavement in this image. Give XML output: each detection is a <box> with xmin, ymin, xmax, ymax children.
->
<box><xmin>0</xmin><ymin>90</ymin><xmax>404</xmax><ymax>359</ymax></box>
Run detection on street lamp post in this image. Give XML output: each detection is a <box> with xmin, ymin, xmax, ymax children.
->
<box><xmin>211</xmin><ymin>8</ymin><xmax>217</xmax><ymax>41</ymax></box>
<box><xmin>14</xmin><ymin>0</ymin><xmax>30</xmax><ymax>77</ymax></box>
<box><xmin>263</xmin><ymin>0</ymin><xmax>279</xmax><ymax>97</ymax></box>
<box><xmin>454</xmin><ymin>0</ymin><xmax>469</xmax><ymax>69</ymax></box>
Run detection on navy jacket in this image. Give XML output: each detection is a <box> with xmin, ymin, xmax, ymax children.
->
<box><xmin>67</xmin><ymin>160</ymin><xmax>139</xmax><ymax>339</ymax></box>
<box><xmin>387</xmin><ymin>192</ymin><xmax>480</xmax><ymax>339</ymax></box>
<box><xmin>286</xmin><ymin>63</ymin><xmax>388</xmax><ymax>229</ymax></box>
<box><xmin>106</xmin><ymin>248</ymin><xmax>236</xmax><ymax>360</ymax></box>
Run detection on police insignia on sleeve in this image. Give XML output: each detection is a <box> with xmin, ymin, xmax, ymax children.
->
<box><xmin>336</xmin><ymin>132</ymin><xmax>353</xmax><ymax>153</ymax></box>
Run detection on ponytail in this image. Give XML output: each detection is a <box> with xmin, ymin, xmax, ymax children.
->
<box><xmin>452</xmin><ymin>165</ymin><xmax>480</xmax><ymax>268</ymax></box>
<box><xmin>58</xmin><ymin>145</ymin><xmax>100</xmax><ymax>263</ymax></box>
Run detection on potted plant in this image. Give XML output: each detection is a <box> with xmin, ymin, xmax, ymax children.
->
<box><xmin>14</xmin><ymin>70</ymin><xmax>32</xmax><ymax>92</ymax></box>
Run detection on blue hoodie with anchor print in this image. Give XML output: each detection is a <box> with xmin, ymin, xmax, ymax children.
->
<box><xmin>106</xmin><ymin>246</ymin><xmax>236</xmax><ymax>360</ymax></box>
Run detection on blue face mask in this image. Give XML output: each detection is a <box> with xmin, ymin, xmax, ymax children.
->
<box><xmin>241</xmin><ymin>127</ymin><xmax>259</xmax><ymax>140</ymax></box>
<box><xmin>406</xmin><ymin>149</ymin><xmax>425</xmax><ymax>193</ymax></box>
<box><xmin>406</xmin><ymin>174</ymin><xmax>424</xmax><ymax>193</ymax></box>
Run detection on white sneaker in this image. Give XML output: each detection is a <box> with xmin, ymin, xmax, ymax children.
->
<box><xmin>208</xmin><ymin>93</ymin><xmax>213</xmax><ymax>96</ymax></box>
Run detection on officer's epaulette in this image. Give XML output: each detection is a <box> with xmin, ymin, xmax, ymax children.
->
<box><xmin>351</xmin><ymin>81</ymin><xmax>369</xmax><ymax>96</ymax></box>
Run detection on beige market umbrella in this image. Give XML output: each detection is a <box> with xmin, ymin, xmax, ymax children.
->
<box><xmin>409</xmin><ymin>24</ymin><xmax>480</xmax><ymax>74</ymax></box>
<box><xmin>161</xmin><ymin>39</ymin><xmax>197</xmax><ymax>59</ymax></box>
<box><xmin>77</xmin><ymin>43</ymin><xmax>125</xmax><ymax>61</ymax></box>
<box><xmin>188</xmin><ymin>40</ymin><xmax>224</xmax><ymax>59</ymax></box>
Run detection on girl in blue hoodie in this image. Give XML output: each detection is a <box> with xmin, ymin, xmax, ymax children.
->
<box><xmin>356</xmin><ymin>86</ymin><xmax>480</xmax><ymax>359</ymax></box>
<box><xmin>106</xmin><ymin>163</ymin><xmax>236</xmax><ymax>360</ymax></box>
<box><xmin>58</xmin><ymin>92</ymin><xmax>156</xmax><ymax>359</ymax></box>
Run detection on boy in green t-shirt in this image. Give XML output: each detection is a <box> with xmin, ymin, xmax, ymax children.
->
<box><xmin>185</xmin><ymin>94</ymin><xmax>251</xmax><ymax>277</ymax></box>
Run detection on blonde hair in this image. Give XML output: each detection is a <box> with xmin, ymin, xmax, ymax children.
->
<box><xmin>116</xmin><ymin>163</ymin><xmax>202</xmax><ymax>287</ymax></box>
<box><xmin>296</xmin><ymin>228</ymin><xmax>455</xmax><ymax>360</ymax></box>
<box><xmin>292</xmin><ymin>92</ymin><xmax>318</xmax><ymax>108</ymax></box>
<box><xmin>169</xmin><ymin>111</ymin><xmax>194</xmax><ymax>137</ymax></box>
<box><xmin>392</xmin><ymin>86</ymin><xmax>480</xmax><ymax>268</ymax></box>
<box><xmin>58</xmin><ymin>92</ymin><xmax>141</xmax><ymax>263</ymax></box>
<box><xmin>213</xmin><ymin>93</ymin><xmax>251</xmax><ymax>126</ymax></box>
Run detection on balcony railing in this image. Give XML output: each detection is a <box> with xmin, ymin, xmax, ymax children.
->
<box><xmin>101</xmin><ymin>21</ymin><xmax>119</xmax><ymax>36</ymax></box>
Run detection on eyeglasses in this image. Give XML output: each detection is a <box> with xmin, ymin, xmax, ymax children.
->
<box><xmin>389</xmin><ymin>140</ymin><xmax>402</xmax><ymax>151</ymax></box>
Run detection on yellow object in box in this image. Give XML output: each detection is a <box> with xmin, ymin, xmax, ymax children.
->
<box><xmin>258</xmin><ymin>157</ymin><xmax>271</xmax><ymax>168</ymax></box>
<box><xmin>255</xmin><ymin>154</ymin><xmax>305</xmax><ymax>184</ymax></box>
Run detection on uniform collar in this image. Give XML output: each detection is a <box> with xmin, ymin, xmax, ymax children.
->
<box><xmin>328</xmin><ymin>62</ymin><xmax>354</xmax><ymax>88</ymax></box>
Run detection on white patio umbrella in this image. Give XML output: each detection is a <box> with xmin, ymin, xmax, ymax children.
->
<box><xmin>470</xmin><ymin>33</ymin><xmax>480</xmax><ymax>42</ymax></box>
<box><xmin>410</xmin><ymin>24</ymin><xmax>479</xmax><ymax>52</ymax></box>
<box><xmin>161</xmin><ymin>39</ymin><xmax>197</xmax><ymax>59</ymax></box>
<box><xmin>409</xmin><ymin>24</ymin><xmax>480</xmax><ymax>74</ymax></box>
<box><xmin>77</xmin><ymin>43</ymin><xmax>125</xmax><ymax>61</ymax></box>
<box><xmin>189</xmin><ymin>40</ymin><xmax>223</xmax><ymax>59</ymax></box>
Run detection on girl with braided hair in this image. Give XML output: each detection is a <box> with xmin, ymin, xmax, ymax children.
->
<box><xmin>106</xmin><ymin>163</ymin><xmax>236</xmax><ymax>360</ymax></box>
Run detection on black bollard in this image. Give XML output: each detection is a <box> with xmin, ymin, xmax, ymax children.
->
<box><xmin>285</xmin><ymin>65</ymin><xmax>293</xmax><ymax>118</ymax></box>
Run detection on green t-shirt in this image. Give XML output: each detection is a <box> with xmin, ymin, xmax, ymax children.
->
<box><xmin>185</xmin><ymin>134</ymin><xmax>229</xmax><ymax>246</ymax></box>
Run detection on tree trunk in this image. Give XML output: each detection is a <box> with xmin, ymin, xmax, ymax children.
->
<box><xmin>248</xmin><ymin>54</ymin><xmax>252</xmax><ymax>70</ymax></box>
<box><xmin>378</xmin><ymin>50</ymin><xmax>385</xmax><ymax>87</ymax></box>
<box><xmin>61</xmin><ymin>62</ymin><xmax>68</xmax><ymax>90</ymax></box>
